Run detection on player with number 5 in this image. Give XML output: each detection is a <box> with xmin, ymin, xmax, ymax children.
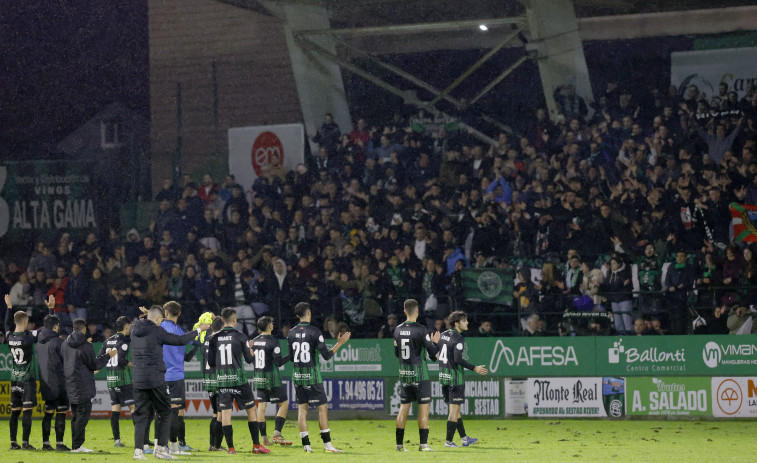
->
<box><xmin>393</xmin><ymin>298</ymin><xmax>440</xmax><ymax>452</ymax></box>
<box><xmin>287</xmin><ymin>302</ymin><xmax>351</xmax><ymax>453</ymax></box>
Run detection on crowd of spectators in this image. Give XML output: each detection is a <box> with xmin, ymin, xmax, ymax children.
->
<box><xmin>2</xmin><ymin>80</ymin><xmax>757</xmax><ymax>340</ymax></box>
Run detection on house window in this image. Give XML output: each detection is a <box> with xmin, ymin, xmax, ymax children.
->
<box><xmin>101</xmin><ymin>121</ymin><xmax>122</xmax><ymax>147</ymax></box>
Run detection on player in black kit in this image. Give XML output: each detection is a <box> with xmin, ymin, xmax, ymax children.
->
<box><xmin>288</xmin><ymin>302</ymin><xmax>350</xmax><ymax>453</ymax></box>
<box><xmin>202</xmin><ymin>316</ymin><xmax>226</xmax><ymax>451</ymax></box>
<box><xmin>438</xmin><ymin>311</ymin><xmax>488</xmax><ymax>448</ymax></box>
<box><xmin>393</xmin><ymin>299</ymin><xmax>440</xmax><ymax>452</ymax></box>
<box><xmin>99</xmin><ymin>316</ymin><xmax>134</xmax><ymax>447</ymax></box>
<box><xmin>4</xmin><ymin>295</ymin><xmax>53</xmax><ymax>450</ymax></box>
<box><xmin>208</xmin><ymin>307</ymin><xmax>270</xmax><ymax>455</ymax></box>
<box><xmin>251</xmin><ymin>315</ymin><xmax>293</xmax><ymax>446</ymax></box>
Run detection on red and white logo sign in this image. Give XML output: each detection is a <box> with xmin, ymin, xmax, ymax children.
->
<box><xmin>715</xmin><ymin>378</ymin><xmax>742</xmax><ymax>416</ymax></box>
<box><xmin>250</xmin><ymin>131</ymin><xmax>284</xmax><ymax>177</ymax></box>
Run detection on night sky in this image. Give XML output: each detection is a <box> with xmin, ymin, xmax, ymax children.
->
<box><xmin>0</xmin><ymin>1</ymin><xmax>149</xmax><ymax>159</ymax></box>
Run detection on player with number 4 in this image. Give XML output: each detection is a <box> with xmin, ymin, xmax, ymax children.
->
<box><xmin>287</xmin><ymin>302</ymin><xmax>351</xmax><ymax>453</ymax></box>
<box><xmin>437</xmin><ymin>310</ymin><xmax>488</xmax><ymax>448</ymax></box>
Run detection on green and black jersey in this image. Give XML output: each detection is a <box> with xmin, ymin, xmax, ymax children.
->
<box><xmin>438</xmin><ymin>329</ymin><xmax>475</xmax><ymax>386</ymax></box>
<box><xmin>250</xmin><ymin>334</ymin><xmax>290</xmax><ymax>390</ymax></box>
<box><xmin>207</xmin><ymin>326</ymin><xmax>254</xmax><ymax>388</ymax></box>
<box><xmin>201</xmin><ymin>330</ymin><xmax>217</xmax><ymax>392</ymax></box>
<box><xmin>5</xmin><ymin>330</ymin><xmax>37</xmax><ymax>382</ymax></box>
<box><xmin>393</xmin><ymin>321</ymin><xmax>439</xmax><ymax>384</ymax></box>
<box><xmin>99</xmin><ymin>333</ymin><xmax>132</xmax><ymax>388</ymax></box>
<box><xmin>287</xmin><ymin>323</ymin><xmax>333</xmax><ymax>386</ymax></box>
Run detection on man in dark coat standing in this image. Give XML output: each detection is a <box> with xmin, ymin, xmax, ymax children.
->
<box><xmin>130</xmin><ymin>305</ymin><xmax>208</xmax><ymax>460</ymax></box>
<box><xmin>37</xmin><ymin>314</ymin><xmax>70</xmax><ymax>451</ymax></box>
<box><xmin>61</xmin><ymin>318</ymin><xmax>116</xmax><ymax>453</ymax></box>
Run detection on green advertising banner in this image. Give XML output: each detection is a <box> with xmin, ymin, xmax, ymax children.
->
<box><xmin>626</xmin><ymin>377</ymin><xmax>711</xmax><ymax>416</ymax></box>
<box><xmin>461</xmin><ymin>268</ymin><xmax>514</xmax><ymax>305</ymax></box>
<box><xmin>0</xmin><ymin>160</ymin><xmax>97</xmax><ymax>242</ymax></box>
<box><xmin>596</xmin><ymin>335</ymin><xmax>757</xmax><ymax>377</ymax></box>
<box><xmin>3</xmin><ymin>335</ymin><xmax>757</xmax><ymax>381</ymax></box>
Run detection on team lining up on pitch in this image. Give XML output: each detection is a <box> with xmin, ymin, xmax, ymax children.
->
<box><xmin>5</xmin><ymin>296</ymin><xmax>488</xmax><ymax>458</ymax></box>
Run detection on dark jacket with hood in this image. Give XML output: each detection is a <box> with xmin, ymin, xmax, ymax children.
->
<box><xmin>130</xmin><ymin>317</ymin><xmax>198</xmax><ymax>390</ymax></box>
<box><xmin>37</xmin><ymin>327</ymin><xmax>65</xmax><ymax>401</ymax></box>
<box><xmin>62</xmin><ymin>330</ymin><xmax>111</xmax><ymax>404</ymax></box>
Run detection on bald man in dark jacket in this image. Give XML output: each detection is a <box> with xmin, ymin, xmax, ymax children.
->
<box><xmin>130</xmin><ymin>305</ymin><xmax>208</xmax><ymax>459</ymax></box>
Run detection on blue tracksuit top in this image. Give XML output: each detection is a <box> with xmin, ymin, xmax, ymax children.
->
<box><xmin>161</xmin><ymin>320</ymin><xmax>186</xmax><ymax>381</ymax></box>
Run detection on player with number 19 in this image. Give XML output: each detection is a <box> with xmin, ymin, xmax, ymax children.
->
<box><xmin>251</xmin><ymin>315</ymin><xmax>292</xmax><ymax>446</ymax></box>
<box><xmin>287</xmin><ymin>302</ymin><xmax>351</xmax><ymax>453</ymax></box>
<box><xmin>207</xmin><ymin>307</ymin><xmax>269</xmax><ymax>454</ymax></box>
<box><xmin>437</xmin><ymin>310</ymin><xmax>488</xmax><ymax>448</ymax></box>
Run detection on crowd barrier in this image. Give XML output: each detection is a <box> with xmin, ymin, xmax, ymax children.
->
<box><xmin>1</xmin><ymin>335</ymin><xmax>755</xmax><ymax>419</ymax></box>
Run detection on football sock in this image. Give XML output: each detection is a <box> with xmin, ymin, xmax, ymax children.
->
<box><xmin>55</xmin><ymin>412</ymin><xmax>66</xmax><ymax>444</ymax></box>
<box><xmin>320</xmin><ymin>428</ymin><xmax>331</xmax><ymax>444</ymax></box>
<box><xmin>169</xmin><ymin>408</ymin><xmax>180</xmax><ymax>443</ymax></box>
<box><xmin>214</xmin><ymin>421</ymin><xmax>224</xmax><ymax>448</ymax></box>
<box><xmin>22</xmin><ymin>409</ymin><xmax>33</xmax><ymax>443</ymax></box>
<box><xmin>209</xmin><ymin>418</ymin><xmax>217</xmax><ymax>446</ymax></box>
<box><xmin>457</xmin><ymin>417</ymin><xmax>467</xmax><ymax>438</ymax></box>
<box><xmin>10</xmin><ymin>409</ymin><xmax>20</xmax><ymax>442</ymax></box>
<box><xmin>274</xmin><ymin>416</ymin><xmax>286</xmax><ymax>434</ymax></box>
<box><xmin>222</xmin><ymin>425</ymin><xmax>234</xmax><ymax>449</ymax></box>
<box><xmin>419</xmin><ymin>428</ymin><xmax>429</xmax><ymax>445</ymax></box>
<box><xmin>300</xmin><ymin>431</ymin><xmax>310</xmax><ymax>447</ymax></box>
<box><xmin>111</xmin><ymin>411</ymin><xmax>120</xmax><ymax>440</ymax></box>
<box><xmin>395</xmin><ymin>428</ymin><xmax>405</xmax><ymax>446</ymax></box>
<box><xmin>259</xmin><ymin>421</ymin><xmax>267</xmax><ymax>437</ymax></box>
<box><xmin>42</xmin><ymin>412</ymin><xmax>53</xmax><ymax>443</ymax></box>
<box><xmin>446</xmin><ymin>420</ymin><xmax>457</xmax><ymax>442</ymax></box>
<box><xmin>248</xmin><ymin>421</ymin><xmax>260</xmax><ymax>445</ymax></box>
<box><xmin>179</xmin><ymin>416</ymin><xmax>186</xmax><ymax>445</ymax></box>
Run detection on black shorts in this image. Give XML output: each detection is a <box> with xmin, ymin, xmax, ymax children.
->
<box><xmin>442</xmin><ymin>385</ymin><xmax>465</xmax><ymax>405</ymax></box>
<box><xmin>166</xmin><ymin>379</ymin><xmax>185</xmax><ymax>407</ymax></box>
<box><xmin>11</xmin><ymin>380</ymin><xmax>37</xmax><ymax>408</ymax></box>
<box><xmin>208</xmin><ymin>392</ymin><xmax>218</xmax><ymax>414</ymax></box>
<box><xmin>109</xmin><ymin>385</ymin><xmax>135</xmax><ymax>407</ymax></box>
<box><xmin>217</xmin><ymin>384</ymin><xmax>256</xmax><ymax>411</ymax></box>
<box><xmin>44</xmin><ymin>393</ymin><xmax>69</xmax><ymax>413</ymax></box>
<box><xmin>295</xmin><ymin>383</ymin><xmax>327</xmax><ymax>406</ymax></box>
<box><xmin>399</xmin><ymin>380</ymin><xmax>431</xmax><ymax>405</ymax></box>
<box><xmin>255</xmin><ymin>385</ymin><xmax>288</xmax><ymax>404</ymax></box>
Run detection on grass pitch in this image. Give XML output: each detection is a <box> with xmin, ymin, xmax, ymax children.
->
<box><xmin>1</xmin><ymin>418</ymin><xmax>755</xmax><ymax>462</ymax></box>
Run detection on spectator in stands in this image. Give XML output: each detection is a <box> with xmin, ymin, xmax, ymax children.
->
<box><xmin>664</xmin><ymin>251</ymin><xmax>695</xmax><ymax>335</ymax></box>
<box><xmin>156</xmin><ymin>177</ymin><xmax>182</xmax><ymax>203</ymax></box>
<box><xmin>377</xmin><ymin>313</ymin><xmax>398</xmax><ymax>339</ymax></box>
<box><xmin>65</xmin><ymin>263</ymin><xmax>88</xmax><ymax>322</ymax></box>
<box><xmin>197</xmin><ymin>173</ymin><xmax>219</xmax><ymax>206</ymax></box>
<box><xmin>523</xmin><ymin>313</ymin><xmax>544</xmax><ymax>336</ymax></box>
<box><xmin>477</xmin><ymin>320</ymin><xmax>494</xmax><ymax>337</ymax></box>
<box><xmin>312</xmin><ymin>113</ymin><xmax>341</xmax><ymax>155</ymax></box>
<box><xmin>727</xmin><ymin>302</ymin><xmax>757</xmax><ymax>334</ymax></box>
<box><xmin>600</xmin><ymin>256</ymin><xmax>633</xmax><ymax>335</ymax></box>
